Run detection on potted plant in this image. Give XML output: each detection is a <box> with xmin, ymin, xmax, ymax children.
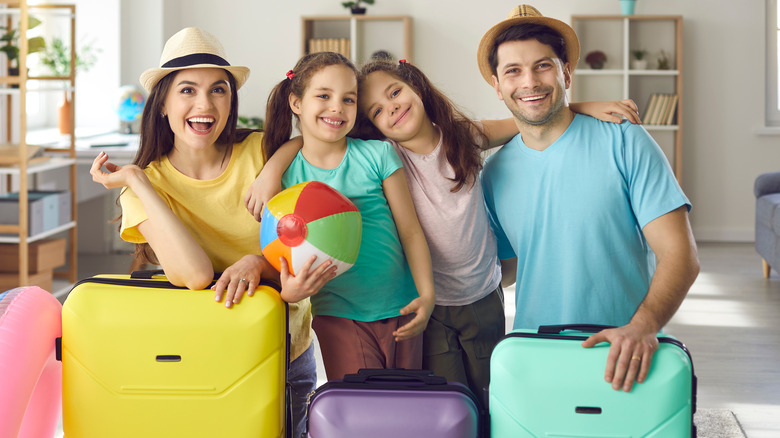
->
<box><xmin>630</xmin><ymin>49</ymin><xmax>648</xmax><ymax>70</ymax></box>
<box><xmin>38</xmin><ymin>37</ymin><xmax>100</xmax><ymax>134</ymax></box>
<box><xmin>657</xmin><ymin>50</ymin><xmax>671</xmax><ymax>70</ymax></box>
<box><xmin>0</xmin><ymin>16</ymin><xmax>46</xmax><ymax>81</ymax></box>
<box><xmin>341</xmin><ymin>0</ymin><xmax>374</xmax><ymax>15</ymax></box>
<box><xmin>585</xmin><ymin>50</ymin><xmax>607</xmax><ymax>69</ymax></box>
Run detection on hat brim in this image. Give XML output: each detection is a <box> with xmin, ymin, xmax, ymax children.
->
<box><xmin>477</xmin><ymin>16</ymin><xmax>580</xmax><ymax>85</ymax></box>
<box><xmin>139</xmin><ymin>64</ymin><xmax>250</xmax><ymax>93</ymax></box>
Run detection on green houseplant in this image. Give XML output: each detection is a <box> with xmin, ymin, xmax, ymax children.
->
<box><xmin>630</xmin><ymin>49</ymin><xmax>648</xmax><ymax>70</ymax></box>
<box><xmin>39</xmin><ymin>37</ymin><xmax>99</xmax><ymax>77</ymax></box>
<box><xmin>341</xmin><ymin>0</ymin><xmax>374</xmax><ymax>15</ymax></box>
<box><xmin>0</xmin><ymin>16</ymin><xmax>46</xmax><ymax>76</ymax></box>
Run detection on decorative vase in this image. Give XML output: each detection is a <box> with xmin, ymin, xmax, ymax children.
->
<box><xmin>58</xmin><ymin>92</ymin><xmax>72</xmax><ymax>135</ymax></box>
<box><xmin>350</xmin><ymin>7</ymin><xmax>366</xmax><ymax>14</ymax></box>
<box><xmin>631</xmin><ymin>59</ymin><xmax>648</xmax><ymax>70</ymax></box>
<box><xmin>620</xmin><ymin>0</ymin><xmax>636</xmax><ymax>15</ymax></box>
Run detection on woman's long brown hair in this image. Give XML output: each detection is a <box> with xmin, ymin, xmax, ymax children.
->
<box><xmin>356</xmin><ymin>60</ymin><xmax>486</xmax><ymax>192</ymax></box>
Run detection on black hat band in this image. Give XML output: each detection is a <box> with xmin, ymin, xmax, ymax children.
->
<box><xmin>162</xmin><ymin>53</ymin><xmax>230</xmax><ymax>69</ymax></box>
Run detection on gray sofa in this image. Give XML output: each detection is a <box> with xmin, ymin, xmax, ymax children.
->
<box><xmin>754</xmin><ymin>171</ymin><xmax>780</xmax><ymax>277</ymax></box>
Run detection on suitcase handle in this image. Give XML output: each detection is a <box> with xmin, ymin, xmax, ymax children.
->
<box><xmin>344</xmin><ymin>368</ymin><xmax>447</xmax><ymax>385</ymax></box>
<box><xmin>129</xmin><ymin>270</ymin><xmax>282</xmax><ymax>291</ymax></box>
<box><xmin>537</xmin><ymin>324</ymin><xmax>616</xmax><ymax>335</ymax></box>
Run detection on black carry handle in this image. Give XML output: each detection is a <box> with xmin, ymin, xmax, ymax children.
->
<box><xmin>343</xmin><ymin>368</ymin><xmax>447</xmax><ymax>385</ymax></box>
<box><xmin>128</xmin><ymin>269</ymin><xmax>281</xmax><ymax>291</ymax></box>
<box><xmin>537</xmin><ymin>324</ymin><xmax>616</xmax><ymax>335</ymax></box>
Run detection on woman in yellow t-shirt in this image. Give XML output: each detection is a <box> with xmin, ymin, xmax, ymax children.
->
<box><xmin>89</xmin><ymin>27</ymin><xmax>334</xmax><ymax>438</ymax></box>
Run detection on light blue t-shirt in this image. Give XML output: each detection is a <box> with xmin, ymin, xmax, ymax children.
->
<box><xmin>282</xmin><ymin>137</ymin><xmax>418</xmax><ymax>322</ymax></box>
<box><xmin>481</xmin><ymin>114</ymin><xmax>690</xmax><ymax>330</ymax></box>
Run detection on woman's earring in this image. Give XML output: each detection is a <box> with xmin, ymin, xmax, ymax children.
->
<box><xmin>161</xmin><ymin>113</ymin><xmax>167</xmax><ymax>119</ymax></box>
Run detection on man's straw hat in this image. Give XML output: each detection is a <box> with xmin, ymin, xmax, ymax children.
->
<box><xmin>476</xmin><ymin>5</ymin><xmax>580</xmax><ymax>85</ymax></box>
<box><xmin>139</xmin><ymin>27</ymin><xmax>250</xmax><ymax>93</ymax></box>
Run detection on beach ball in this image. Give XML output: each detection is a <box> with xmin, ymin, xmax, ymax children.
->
<box><xmin>260</xmin><ymin>181</ymin><xmax>362</xmax><ymax>277</ymax></box>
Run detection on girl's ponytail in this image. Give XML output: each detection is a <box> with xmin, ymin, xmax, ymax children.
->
<box><xmin>263</xmin><ymin>77</ymin><xmax>295</xmax><ymax>161</ymax></box>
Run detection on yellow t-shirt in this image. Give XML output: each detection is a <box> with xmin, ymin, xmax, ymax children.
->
<box><xmin>119</xmin><ymin>132</ymin><xmax>312</xmax><ymax>361</ymax></box>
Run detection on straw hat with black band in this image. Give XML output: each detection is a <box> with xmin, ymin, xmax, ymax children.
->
<box><xmin>476</xmin><ymin>5</ymin><xmax>580</xmax><ymax>85</ymax></box>
<box><xmin>139</xmin><ymin>27</ymin><xmax>250</xmax><ymax>93</ymax></box>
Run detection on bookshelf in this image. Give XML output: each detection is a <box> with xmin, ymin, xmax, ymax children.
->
<box><xmin>301</xmin><ymin>15</ymin><xmax>413</xmax><ymax>65</ymax></box>
<box><xmin>571</xmin><ymin>15</ymin><xmax>683</xmax><ymax>181</ymax></box>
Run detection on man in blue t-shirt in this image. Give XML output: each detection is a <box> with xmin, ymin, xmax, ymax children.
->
<box><xmin>477</xmin><ymin>5</ymin><xmax>699</xmax><ymax>392</ymax></box>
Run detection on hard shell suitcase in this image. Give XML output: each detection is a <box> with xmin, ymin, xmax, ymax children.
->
<box><xmin>59</xmin><ymin>272</ymin><xmax>289</xmax><ymax>438</ymax></box>
<box><xmin>305</xmin><ymin>368</ymin><xmax>483</xmax><ymax>438</ymax></box>
<box><xmin>489</xmin><ymin>324</ymin><xmax>696</xmax><ymax>438</ymax></box>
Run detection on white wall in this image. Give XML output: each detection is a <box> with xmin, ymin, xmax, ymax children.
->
<box><xmin>115</xmin><ymin>0</ymin><xmax>777</xmax><ymax>242</ymax></box>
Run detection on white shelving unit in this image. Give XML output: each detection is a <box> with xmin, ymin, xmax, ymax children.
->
<box><xmin>571</xmin><ymin>15</ymin><xmax>683</xmax><ymax>181</ymax></box>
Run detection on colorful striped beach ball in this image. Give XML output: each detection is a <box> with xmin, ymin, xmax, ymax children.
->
<box><xmin>260</xmin><ymin>181</ymin><xmax>362</xmax><ymax>277</ymax></box>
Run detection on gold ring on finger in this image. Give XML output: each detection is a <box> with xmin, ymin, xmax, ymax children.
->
<box><xmin>631</xmin><ymin>355</ymin><xmax>641</xmax><ymax>361</ymax></box>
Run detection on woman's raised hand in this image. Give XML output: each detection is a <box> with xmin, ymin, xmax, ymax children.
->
<box><xmin>90</xmin><ymin>151</ymin><xmax>145</xmax><ymax>190</ymax></box>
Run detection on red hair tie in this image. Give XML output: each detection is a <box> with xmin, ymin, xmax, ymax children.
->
<box><xmin>399</xmin><ymin>59</ymin><xmax>408</xmax><ymax>64</ymax></box>
<box><xmin>286</xmin><ymin>70</ymin><xmax>295</xmax><ymax>80</ymax></box>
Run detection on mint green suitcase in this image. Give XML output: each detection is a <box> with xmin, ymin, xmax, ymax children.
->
<box><xmin>489</xmin><ymin>324</ymin><xmax>696</xmax><ymax>437</ymax></box>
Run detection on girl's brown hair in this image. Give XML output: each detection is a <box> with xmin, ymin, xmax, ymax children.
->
<box><xmin>123</xmin><ymin>68</ymin><xmax>247</xmax><ymax>266</ymax></box>
<box><xmin>263</xmin><ymin>51</ymin><xmax>359</xmax><ymax>161</ymax></box>
<box><xmin>356</xmin><ymin>60</ymin><xmax>487</xmax><ymax>192</ymax></box>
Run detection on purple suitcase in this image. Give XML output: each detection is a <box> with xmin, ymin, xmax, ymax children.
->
<box><xmin>305</xmin><ymin>369</ymin><xmax>482</xmax><ymax>438</ymax></box>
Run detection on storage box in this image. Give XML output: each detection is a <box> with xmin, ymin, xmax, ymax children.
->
<box><xmin>0</xmin><ymin>238</ymin><xmax>67</xmax><ymax>273</ymax></box>
<box><xmin>0</xmin><ymin>191</ymin><xmax>71</xmax><ymax>236</ymax></box>
<box><xmin>0</xmin><ymin>270</ymin><xmax>53</xmax><ymax>293</ymax></box>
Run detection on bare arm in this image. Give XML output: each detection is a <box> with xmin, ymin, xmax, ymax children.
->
<box><xmin>382</xmin><ymin>169</ymin><xmax>436</xmax><ymax>341</ymax></box>
<box><xmin>90</xmin><ymin>152</ymin><xmax>213</xmax><ymax>290</ymax></box>
<box><xmin>245</xmin><ymin>136</ymin><xmax>303</xmax><ymax>221</ymax></box>
<box><xmin>479</xmin><ymin>118</ymin><xmax>519</xmax><ymax>149</ymax></box>
<box><xmin>569</xmin><ymin>99</ymin><xmax>641</xmax><ymax>125</ymax></box>
<box><xmin>582</xmin><ymin>206</ymin><xmax>699</xmax><ymax>392</ymax></box>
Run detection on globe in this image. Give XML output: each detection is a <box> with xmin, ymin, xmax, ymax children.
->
<box><xmin>115</xmin><ymin>85</ymin><xmax>145</xmax><ymax>124</ymax></box>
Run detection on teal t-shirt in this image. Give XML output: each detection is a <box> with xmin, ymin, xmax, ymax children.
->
<box><xmin>281</xmin><ymin>137</ymin><xmax>418</xmax><ymax>321</ymax></box>
<box><xmin>481</xmin><ymin>114</ymin><xmax>690</xmax><ymax>330</ymax></box>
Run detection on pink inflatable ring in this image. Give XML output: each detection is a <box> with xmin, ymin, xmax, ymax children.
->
<box><xmin>0</xmin><ymin>286</ymin><xmax>63</xmax><ymax>438</ymax></box>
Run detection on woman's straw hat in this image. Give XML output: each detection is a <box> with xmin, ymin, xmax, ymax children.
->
<box><xmin>476</xmin><ymin>5</ymin><xmax>580</xmax><ymax>85</ymax></box>
<box><xmin>139</xmin><ymin>27</ymin><xmax>250</xmax><ymax>93</ymax></box>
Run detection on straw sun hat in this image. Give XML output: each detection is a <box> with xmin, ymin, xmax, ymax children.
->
<box><xmin>139</xmin><ymin>27</ymin><xmax>250</xmax><ymax>93</ymax></box>
<box><xmin>476</xmin><ymin>5</ymin><xmax>580</xmax><ymax>85</ymax></box>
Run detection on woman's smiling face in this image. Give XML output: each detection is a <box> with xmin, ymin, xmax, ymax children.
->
<box><xmin>163</xmin><ymin>68</ymin><xmax>232</xmax><ymax>150</ymax></box>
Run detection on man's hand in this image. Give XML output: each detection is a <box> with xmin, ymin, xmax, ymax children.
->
<box><xmin>581</xmin><ymin>324</ymin><xmax>659</xmax><ymax>392</ymax></box>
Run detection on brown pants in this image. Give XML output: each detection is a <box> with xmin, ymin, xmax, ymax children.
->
<box><xmin>312</xmin><ymin>314</ymin><xmax>423</xmax><ymax>381</ymax></box>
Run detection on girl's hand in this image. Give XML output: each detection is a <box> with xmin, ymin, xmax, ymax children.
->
<box><xmin>279</xmin><ymin>255</ymin><xmax>338</xmax><ymax>303</ymax></box>
<box><xmin>393</xmin><ymin>295</ymin><xmax>435</xmax><ymax>342</ymax></box>
<box><xmin>571</xmin><ymin>99</ymin><xmax>641</xmax><ymax>125</ymax></box>
<box><xmin>90</xmin><ymin>151</ymin><xmax>145</xmax><ymax>190</ymax></box>
<box><xmin>244</xmin><ymin>174</ymin><xmax>281</xmax><ymax>222</ymax></box>
<box><xmin>212</xmin><ymin>254</ymin><xmax>266</xmax><ymax>308</ymax></box>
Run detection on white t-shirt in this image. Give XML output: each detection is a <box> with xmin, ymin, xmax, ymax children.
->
<box><xmin>389</xmin><ymin>131</ymin><xmax>501</xmax><ymax>306</ymax></box>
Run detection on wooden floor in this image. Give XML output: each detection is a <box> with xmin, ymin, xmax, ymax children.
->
<box><xmin>67</xmin><ymin>242</ymin><xmax>779</xmax><ymax>437</ymax></box>
<box><xmin>665</xmin><ymin>242</ymin><xmax>780</xmax><ymax>437</ymax></box>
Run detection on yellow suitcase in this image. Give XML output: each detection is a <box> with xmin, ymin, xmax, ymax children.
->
<box><xmin>60</xmin><ymin>273</ymin><xmax>288</xmax><ymax>438</ymax></box>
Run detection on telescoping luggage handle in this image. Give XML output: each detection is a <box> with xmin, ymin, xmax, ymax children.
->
<box><xmin>343</xmin><ymin>368</ymin><xmax>447</xmax><ymax>385</ymax></box>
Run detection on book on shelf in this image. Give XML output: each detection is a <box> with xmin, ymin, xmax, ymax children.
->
<box><xmin>308</xmin><ymin>38</ymin><xmax>350</xmax><ymax>58</ymax></box>
<box><xmin>642</xmin><ymin>93</ymin><xmax>679</xmax><ymax>126</ymax></box>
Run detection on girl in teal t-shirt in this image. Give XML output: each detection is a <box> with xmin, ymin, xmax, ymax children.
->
<box><xmin>260</xmin><ymin>52</ymin><xmax>435</xmax><ymax>381</ymax></box>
